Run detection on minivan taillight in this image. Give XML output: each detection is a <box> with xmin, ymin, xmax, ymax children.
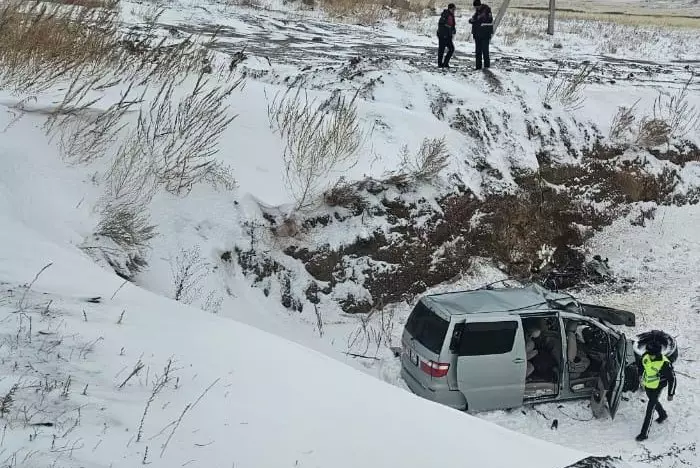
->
<box><xmin>419</xmin><ymin>359</ymin><xmax>450</xmax><ymax>378</ymax></box>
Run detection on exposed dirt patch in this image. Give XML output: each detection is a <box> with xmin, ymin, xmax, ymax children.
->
<box><xmin>234</xmin><ymin>138</ymin><xmax>695</xmax><ymax>315</ymax></box>
<box><xmin>647</xmin><ymin>141</ymin><xmax>700</xmax><ymax>167</ymax></box>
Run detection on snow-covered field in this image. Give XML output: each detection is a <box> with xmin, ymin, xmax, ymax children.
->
<box><xmin>0</xmin><ymin>0</ymin><xmax>699</xmax><ymax>466</ymax></box>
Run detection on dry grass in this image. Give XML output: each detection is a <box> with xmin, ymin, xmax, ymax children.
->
<box><xmin>48</xmin><ymin>0</ymin><xmax>120</xmax><ymax>8</ymax></box>
<box><xmin>514</xmin><ymin>8</ymin><xmax>700</xmax><ymax>29</ymax></box>
<box><xmin>395</xmin><ymin>137</ymin><xmax>450</xmax><ymax>183</ymax></box>
<box><xmin>137</xmin><ymin>73</ymin><xmax>241</xmax><ymax>196</ymax></box>
<box><xmin>320</xmin><ymin>0</ymin><xmax>435</xmax><ymax>24</ymax></box>
<box><xmin>324</xmin><ymin>177</ymin><xmax>367</xmax><ymax>212</ymax></box>
<box><xmin>0</xmin><ymin>0</ymin><xmax>242</xmax><ymax>278</ymax></box>
<box><xmin>268</xmin><ymin>87</ymin><xmax>365</xmax><ymax>211</ymax></box>
<box><xmin>651</xmin><ymin>73</ymin><xmax>700</xmax><ymax>140</ymax></box>
<box><xmin>609</xmin><ymin>74</ymin><xmax>698</xmax><ymax>148</ymax></box>
<box><xmin>609</xmin><ymin>101</ymin><xmax>639</xmax><ymax>142</ymax></box>
<box><xmin>0</xmin><ymin>0</ymin><xmax>118</xmax><ymax>94</ymax></box>
<box><xmin>541</xmin><ymin>62</ymin><xmax>595</xmax><ymax>111</ymax></box>
<box><xmin>636</xmin><ymin>117</ymin><xmax>671</xmax><ymax>147</ymax></box>
<box><xmin>486</xmin><ymin>10</ymin><xmax>700</xmax><ymax>59</ymax></box>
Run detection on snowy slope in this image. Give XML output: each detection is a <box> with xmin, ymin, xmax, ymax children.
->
<box><xmin>0</xmin><ymin>188</ymin><xmax>601</xmax><ymax>468</ymax></box>
<box><xmin>0</xmin><ymin>0</ymin><xmax>699</xmax><ymax>467</ymax></box>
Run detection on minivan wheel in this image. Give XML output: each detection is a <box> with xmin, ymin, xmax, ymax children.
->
<box><xmin>632</xmin><ymin>330</ymin><xmax>678</xmax><ymax>364</ymax></box>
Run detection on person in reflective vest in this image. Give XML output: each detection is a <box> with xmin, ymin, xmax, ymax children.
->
<box><xmin>636</xmin><ymin>342</ymin><xmax>676</xmax><ymax>441</ymax></box>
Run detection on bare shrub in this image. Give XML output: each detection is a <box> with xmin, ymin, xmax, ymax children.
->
<box><xmin>636</xmin><ymin>117</ymin><xmax>671</xmax><ymax>147</ymax></box>
<box><xmin>103</xmin><ymin>130</ymin><xmax>158</xmax><ymax>207</ymax></box>
<box><xmin>139</xmin><ymin>73</ymin><xmax>240</xmax><ymax>195</ymax></box>
<box><xmin>203</xmin><ymin>291</ymin><xmax>224</xmax><ymax>314</ymax></box>
<box><xmin>50</xmin><ymin>82</ymin><xmax>146</xmax><ymax>165</ymax></box>
<box><xmin>542</xmin><ymin>63</ymin><xmax>596</xmax><ymax>111</ymax></box>
<box><xmin>323</xmin><ymin>177</ymin><xmax>367</xmax><ymax>211</ymax></box>
<box><xmin>609</xmin><ymin>101</ymin><xmax>639</xmax><ymax>142</ymax></box>
<box><xmin>615</xmin><ymin>75</ymin><xmax>699</xmax><ymax>148</ymax></box>
<box><xmin>96</xmin><ymin>204</ymin><xmax>157</xmax><ymax>252</ymax></box>
<box><xmin>268</xmin><ymin>87</ymin><xmax>365</xmax><ymax>211</ymax></box>
<box><xmin>397</xmin><ymin>137</ymin><xmax>450</xmax><ymax>183</ymax></box>
<box><xmin>85</xmin><ymin>202</ymin><xmax>157</xmax><ymax>278</ymax></box>
<box><xmin>651</xmin><ymin>73</ymin><xmax>700</xmax><ymax>140</ymax></box>
<box><xmin>137</xmin><ymin>358</ymin><xmax>174</xmax><ymax>443</ymax></box>
<box><xmin>171</xmin><ymin>247</ymin><xmax>209</xmax><ymax>304</ymax></box>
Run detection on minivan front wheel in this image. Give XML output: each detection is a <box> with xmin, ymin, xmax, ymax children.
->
<box><xmin>632</xmin><ymin>330</ymin><xmax>678</xmax><ymax>364</ymax></box>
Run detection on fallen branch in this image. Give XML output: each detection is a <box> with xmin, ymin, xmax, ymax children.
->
<box><xmin>119</xmin><ymin>357</ymin><xmax>145</xmax><ymax>389</ymax></box>
<box><xmin>160</xmin><ymin>378</ymin><xmax>219</xmax><ymax>458</ymax></box>
<box><xmin>343</xmin><ymin>352</ymin><xmax>380</xmax><ymax>361</ymax></box>
<box><xmin>19</xmin><ymin>263</ymin><xmax>53</xmax><ymax>311</ymax></box>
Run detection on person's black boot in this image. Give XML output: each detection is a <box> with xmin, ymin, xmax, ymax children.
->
<box><xmin>656</xmin><ymin>414</ymin><xmax>668</xmax><ymax>424</ymax></box>
<box><xmin>635</xmin><ymin>433</ymin><xmax>648</xmax><ymax>442</ymax></box>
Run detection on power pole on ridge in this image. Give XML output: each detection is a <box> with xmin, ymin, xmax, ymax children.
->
<box><xmin>493</xmin><ymin>0</ymin><xmax>512</xmax><ymax>33</ymax></box>
<box><xmin>547</xmin><ymin>0</ymin><xmax>556</xmax><ymax>35</ymax></box>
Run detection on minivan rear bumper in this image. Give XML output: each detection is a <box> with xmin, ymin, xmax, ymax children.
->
<box><xmin>401</xmin><ymin>366</ymin><xmax>467</xmax><ymax>410</ymax></box>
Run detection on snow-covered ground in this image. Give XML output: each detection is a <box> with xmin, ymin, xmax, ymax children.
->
<box><xmin>0</xmin><ymin>0</ymin><xmax>699</xmax><ymax>466</ymax></box>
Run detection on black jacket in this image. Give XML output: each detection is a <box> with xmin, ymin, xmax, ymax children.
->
<box><xmin>437</xmin><ymin>9</ymin><xmax>456</xmax><ymax>38</ymax></box>
<box><xmin>657</xmin><ymin>358</ymin><xmax>677</xmax><ymax>398</ymax></box>
<box><xmin>469</xmin><ymin>4</ymin><xmax>494</xmax><ymax>39</ymax></box>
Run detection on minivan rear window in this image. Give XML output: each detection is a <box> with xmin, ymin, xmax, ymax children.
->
<box><xmin>405</xmin><ymin>302</ymin><xmax>449</xmax><ymax>354</ymax></box>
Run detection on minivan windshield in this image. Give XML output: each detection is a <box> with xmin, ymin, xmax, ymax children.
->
<box><xmin>405</xmin><ymin>302</ymin><xmax>449</xmax><ymax>354</ymax></box>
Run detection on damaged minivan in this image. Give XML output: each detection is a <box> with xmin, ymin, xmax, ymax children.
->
<box><xmin>400</xmin><ymin>283</ymin><xmax>672</xmax><ymax>418</ymax></box>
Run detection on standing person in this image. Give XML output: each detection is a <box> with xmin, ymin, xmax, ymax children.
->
<box><xmin>636</xmin><ymin>342</ymin><xmax>677</xmax><ymax>441</ymax></box>
<box><xmin>437</xmin><ymin>3</ymin><xmax>457</xmax><ymax>69</ymax></box>
<box><xmin>469</xmin><ymin>0</ymin><xmax>494</xmax><ymax>70</ymax></box>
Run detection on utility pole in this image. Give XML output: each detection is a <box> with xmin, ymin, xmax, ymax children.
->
<box><xmin>493</xmin><ymin>0</ymin><xmax>512</xmax><ymax>33</ymax></box>
<box><xmin>547</xmin><ymin>0</ymin><xmax>556</xmax><ymax>35</ymax></box>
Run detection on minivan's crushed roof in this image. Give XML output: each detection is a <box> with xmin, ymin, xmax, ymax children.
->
<box><xmin>424</xmin><ymin>284</ymin><xmax>579</xmax><ymax>316</ymax></box>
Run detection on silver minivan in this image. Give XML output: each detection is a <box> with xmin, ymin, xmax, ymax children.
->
<box><xmin>400</xmin><ymin>283</ymin><xmax>640</xmax><ymax>418</ymax></box>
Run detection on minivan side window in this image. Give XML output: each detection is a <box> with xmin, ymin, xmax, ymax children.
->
<box><xmin>405</xmin><ymin>302</ymin><xmax>450</xmax><ymax>354</ymax></box>
<box><xmin>458</xmin><ymin>321</ymin><xmax>518</xmax><ymax>356</ymax></box>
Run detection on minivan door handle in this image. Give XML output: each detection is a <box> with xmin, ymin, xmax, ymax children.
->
<box><xmin>513</xmin><ymin>358</ymin><xmax>525</xmax><ymax>364</ymax></box>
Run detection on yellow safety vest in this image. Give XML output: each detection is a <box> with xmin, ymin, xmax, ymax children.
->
<box><xmin>642</xmin><ymin>354</ymin><xmax>669</xmax><ymax>389</ymax></box>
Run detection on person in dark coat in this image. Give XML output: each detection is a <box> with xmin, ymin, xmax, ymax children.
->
<box><xmin>636</xmin><ymin>342</ymin><xmax>677</xmax><ymax>441</ymax></box>
<box><xmin>436</xmin><ymin>3</ymin><xmax>457</xmax><ymax>69</ymax></box>
<box><xmin>468</xmin><ymin>0</ymin><xmax>494</xmax><ymax>70</ymax></box>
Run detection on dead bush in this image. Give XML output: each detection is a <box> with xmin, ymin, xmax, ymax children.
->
<box><xmin>636</xmin><ymin>117</ymin><xmax>671</xmax><ymax>147</ymax></box>
<box><xmin>609</xmin><ymin>101</ymin><xmax>639</xmax><ymax>142</ymax></box>
<box><xmin>324</xmin><ymin>177</ymin><xmax>367</xmax><ymax>212</ymax></box>
<box><xmin>397</xmin><ymin>137</ymin><xmax>450</xmax><ymax>183</ymax></box>
<box><xmin>268</xmin><ymin>87</ymin><xmax>365</xmax><ymax>211</ymax></box>
<box><xmin>96</xmin><ymin>203</ymin><xmax>157</xmax><ymax>252</ymax></box>
<box><xmin>170</xmin><ymin>246</ymin><xmax>209</xmax><ymax>304</ymax></box>
<box><xmin>651</xmin><ymin>73</ymin><xmax>700</xmax><ymax>140</ymax></box>
<box><xmin>542</xmin><ymin>63</ymin><xmax>596</xmax><ymax>111</ymax></box>
<box><xmin>85</xmin><ymin>201</ymin><xmax>157</xmax><ymax>278</ymax></box>
<box><xmin>52</xmin><ymin>82</ymin><xmax>145</xmax><ymax>165</ymax></box>
<box><xmin>103</xmin><ymin>128</ymin><xmax>158</xmax><ymax>207</ymax></box>
<box><xmin>139</xmin><ymin>73</ymin><xmax>240</xmax><ymax>195</ymax></box>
